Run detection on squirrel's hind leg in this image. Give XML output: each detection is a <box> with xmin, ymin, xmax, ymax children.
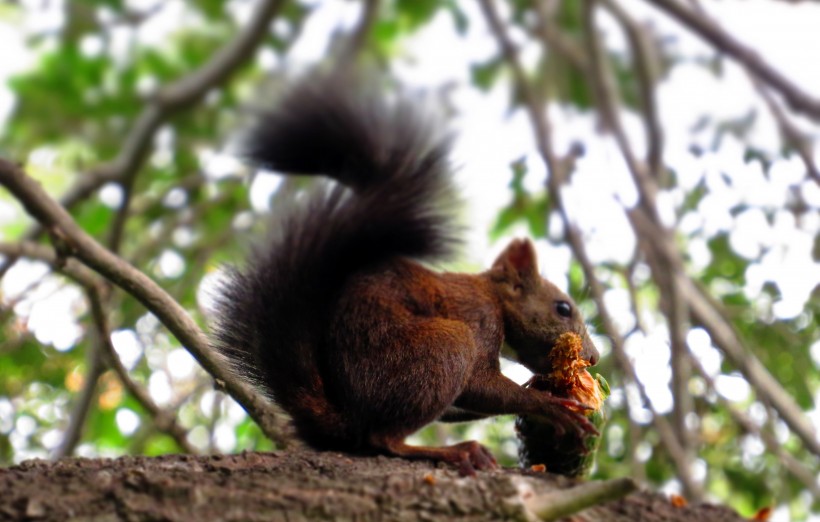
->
<box><xmin>369</xmin><ymin>436</ymin><xmax>497</xmax><ymax>476</ymax></box>
<box><xmin>334</xmin><ymin>316</ymin><xmax>496</xmax><ymax>475</ymax></box>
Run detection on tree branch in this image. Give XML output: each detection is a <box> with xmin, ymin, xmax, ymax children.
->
<box><xmin>106</xmin><ymin>0</ymin><xmax>286</xmax><ymax>252</ymax></box>
<box><xmin>626</xmin><ymin>207</ymin><xmax>820</xmax><ymax>457</ymax></box>
<box><xmin>52</xmin><ymin>340</ymin><xmax>105</xmax><ymax>459</ymax></box>
<box><xmin>751</xmin><ymin>76</ymin><xmax>820</xmax><ymax>186</ymax></box>
<box><xmin>583</xmin><ymin>0</ymin><xmax>696</xmax><ymax>466</ymax></box>
<box><xmin>526</xmin><ymin>477</ymin><xmax>638</xmax><ymax>520</ymax></box>
<box><xmin>643</xmin><ymin>0</ymin><xmax>820</xmax><ymax>121</ymax></box>
<box><xmin>0</xmin><ymin>159</ymin><xmax>292</xmax><ymax>449</ymax></box>
<box><xmin>86</xmin><ymin>288</ymin><xmax>199</xmax><ymax>454</ymax></box>
<box><xmin>600</xmin><ymin>0</ymin><xmax>665</xmax><ymax>179</ymax></box>
<box><xmin>0</xmin><ymin>241</ymin><xmax>199</xmax><ymax>454</ymax></box>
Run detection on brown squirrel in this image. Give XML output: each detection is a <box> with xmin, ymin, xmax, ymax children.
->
<box><xmin>213</xmin><ymin>73</ymin><xmax>600</xmax><ymax>475</ymax></box>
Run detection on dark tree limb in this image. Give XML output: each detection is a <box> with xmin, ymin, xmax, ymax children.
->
<box><xmin>643</xmin><ymin>0</ymin><xmax>820</xmax><ymax>121</ymax></box>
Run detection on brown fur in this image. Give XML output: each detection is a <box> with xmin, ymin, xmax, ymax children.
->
<box><xmin>213</xmin><ymin>73</ymin><xmax>599</xmax><ymax>474</ymax></box>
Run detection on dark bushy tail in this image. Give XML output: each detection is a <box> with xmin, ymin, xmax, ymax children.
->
<box><xmin>212</xmin><ymin>72</ymin><xmax>458</xmax><ymax>447</ymax></box>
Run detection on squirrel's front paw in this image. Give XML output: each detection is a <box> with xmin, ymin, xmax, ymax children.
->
<box><xmin>538</xmin><ymin>393</ymin><xmax>600</xmax><ymax>438</ymax></box>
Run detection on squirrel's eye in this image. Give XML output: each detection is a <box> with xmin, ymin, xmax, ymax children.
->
<box><xmin>555</xmin><ymin>301</ymin><xmax>572</xmax><ymax>318</ymax></box>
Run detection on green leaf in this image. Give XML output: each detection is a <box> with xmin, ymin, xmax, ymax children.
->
<box><xmin>470</xmin><ymin>58</ymin><xmax>503</xmax><ymax>92</ymax></box>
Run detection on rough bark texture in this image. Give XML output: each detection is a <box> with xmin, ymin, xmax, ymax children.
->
<box><xmin>0</xmin><ymin>450</ymin><xmax>745</xmax><ymax>522</ymax></box>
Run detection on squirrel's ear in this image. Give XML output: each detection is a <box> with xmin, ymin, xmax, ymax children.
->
<box><xmin>491</xmin><ymin>239</ymin><xmax>539</xmax><ymax>280</ymax></box>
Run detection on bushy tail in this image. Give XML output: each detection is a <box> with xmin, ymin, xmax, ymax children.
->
<box><xmin>212</xmin><ymin>72</ymin><xmax>458</xmax><ymax>447</ymax></box>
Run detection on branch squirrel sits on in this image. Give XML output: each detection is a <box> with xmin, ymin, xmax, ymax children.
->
<box><xmin>213</xmin><ymin>72</ymin><xmax>600</xmax><ymax>475</ymax></box>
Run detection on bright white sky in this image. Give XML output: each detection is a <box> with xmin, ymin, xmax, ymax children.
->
<box><xmin>1</xmin><ymin>1</ymin><xmax>819</xmax><ymax>518</ymax></box>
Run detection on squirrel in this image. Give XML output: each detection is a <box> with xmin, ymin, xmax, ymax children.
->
<box><xmin>213</xmin><ymin>72</ymin><xmax>600</xmax><ymax>475</ymax></box>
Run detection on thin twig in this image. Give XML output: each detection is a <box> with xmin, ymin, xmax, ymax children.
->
<box><xmin>751</xmin><ymin>77</ymin><xmax>820</xmax><ymax>186</ymax></box>
<box><xmin>52</xmin><ymin>342</ymin><xmax>105</xmax><ymax>458</ymax></box>
<box><xmin>526</xmin><ymin>477</ymin><xmax>638</xmax><ymax>521</ymax></box>
<box><xmin>532</xmin><ymin>1</ymin><xmax>590</xmax><ymax>74</ymax></box>
<box><xmin>581</xmin><ymin>0</ymin><xmax>658</xmax><ymax>216</ymax></box>
<box><xmin>87</xmin><ymin>287</ymin><xmax>198</xmax><ymax>454</ymax></box>
<box><xmin>600</xmin><ymin>0</ymin><xmax>665</xmax><ymax>179</ymax></box>
<box><xmin>337</xmin><ymin>0</ymin><xmax>381</xmax><ymax>65</ymax></box>
<box><xmin>106</xmin><ymin>0</ymin><xmax>286</xmax><ymax>252</ymax></box>
<box><xmin>583</xmin><ymin>0</ymin><xmax>696</xmax><ymax>469</ymax></box>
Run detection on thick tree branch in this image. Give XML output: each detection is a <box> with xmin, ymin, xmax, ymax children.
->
<box><xmin>0</xmin><ymin>159</ymin><xmax>291</xmax><ymax>448</ymax></box>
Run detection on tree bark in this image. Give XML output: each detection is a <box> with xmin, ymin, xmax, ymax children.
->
<box><xmin>0</xmin><ymin>450</ymin><xmax>745</xmax><ymax>521</ymax></box>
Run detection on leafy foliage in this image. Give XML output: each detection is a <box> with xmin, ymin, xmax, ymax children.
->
<box><xmin>0</xmin><ymin>1</ymin><xmax>818</xmax><ymax>520</ymax></box>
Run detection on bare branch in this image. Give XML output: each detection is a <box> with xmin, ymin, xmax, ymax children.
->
<box><xmin>86</xmin><ymin>287</ymin><xmax>199</xmax><ymax>454</ymax></box>
<box><xmin>532</xmin><ymin>1</ymin><xmax>590</xmax><ymax>74</ymax></box>
<box><xmin>581</xmin><ymin>0</ymin><xmax>658</xmax><ymax>216</ymax></box>
<box><xmin>643</xmin><ymin>0</ymin><xmax>820</xmax><ymax>121</ymax></box>
<box><xmin>0</xmin><ymin>240</ymin><xmax>197</xmax><ymax>454</ymax></box>
<box><xmin>526</xmin><ymin>477</ymin><xmax>638</xmax><ymax>520</ymax></box>
<box><xmin>582</xmin><ymin>0</ymin><xmax>695</xmax><ymax>463</ymax></box>
<box><xmin>751</xmin><ymin>77</ymin><xmax>820</xmax><ymax>186</ymax></box>
<box><xmin>0</xmin><ymin>159</ymin><xmax>292</xmax><ymax>448</ymax></box>
<box><xmin>600</xmin><ymin>0</ymin><xmax>665</xmax><ymax>178</ymax></box>
<box><xmin>338</xmin><ymin>0</ymin><xmax>381</xmax><ymax>65</ymax></box>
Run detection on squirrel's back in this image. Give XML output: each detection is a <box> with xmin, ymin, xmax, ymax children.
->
<box><xmin>212</xmin><ymin>72</ymin><xmax>459</xmax><ymax>447</ymax></box>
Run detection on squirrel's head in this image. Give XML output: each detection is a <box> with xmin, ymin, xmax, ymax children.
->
<box><xmin>487</xmin><ymin>238</ymin><xmax>599</xmax><ymax>373</ymax></box>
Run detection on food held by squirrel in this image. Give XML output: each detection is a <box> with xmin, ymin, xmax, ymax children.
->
<box><xmin>516</xmin><ymin>331</ymin><xmax>610</xmax><ymax>477</ymax></box>
<box><xmin>212</xmin><ymin>72</ymin><xmax>600</xmax><ymax>475</ymax></box>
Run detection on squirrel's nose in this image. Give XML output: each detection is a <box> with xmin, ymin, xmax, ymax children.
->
<box><xmin>587</xmin><ymin>353</ymin><xmax>598</xmax><ymax>366</ymax></box>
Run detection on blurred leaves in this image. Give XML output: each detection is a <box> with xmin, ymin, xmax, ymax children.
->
<box><xmin>0</xmin><ymin>0</ymin><xmax>818</xmax><ymax>520</ymax></box>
